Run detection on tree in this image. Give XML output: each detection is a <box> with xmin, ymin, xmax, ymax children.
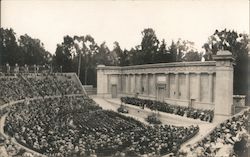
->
<box><xmin>73</xmin><ymin>35</ymin><xmax>98</xmax><ymax>85</ymax></box>
<box><xmin>19</xmin><ymin>34</ymin><xmax>51</xmax><ymax>65</ymax></box>
<box><xmin>203</xmin><ymin>29</ymin><xmax>249</xmax><ymax>95</ymax></box>
<box><xmin>129</xmin><ymin>46</ymin><xmax>143</xmax><ymax>65</ymax></box>
<box><xmin>0</xmin><ymin>28</ymin><xmax>51</xmax><ymax>66</ymax></box>
<box><xmin>154</xmin><ymin>39</ymin><xmax>172</xmax><ymax>63</ymax></box>
<box><xmin>0</xmin><ymin>28</ymin><xmax>20</xmax><ymax>65</ymax></box>
<box><xmin>111</xmin><ymin>41</ymin><xmax>123</xmax><ymax>66</ymax></box>
<box><xmin>119</xmin><ymin>49</ymin><xmax>131</xmax><ymax>66</ymax></box>
<box><xmin>183</xmin><ymin>50</ymin><xmax>202</xmax><ymax>62</ymax></box>
<box><xmin>140</xmin><ymin>28</ymin><xmax>159</xmax><ymax>64</ymax></box>
<box><xmin>168</xmin><ymin>39</ymin><xmax>199</xmax><ymax>62</ymax></box>
<box><xmin>94</xmin><ymin>42</ymin><xmax>112</xmax><ymax>65</ymax></box>
<box><xmin>53</xmin><ymin>35</ymin><xmax>74</xmax><ymax>72</ymax></box>
<box><xmin>168</xmin><ymin>41</ymin><xmax>178</xmax><ymax>62</ymax></box>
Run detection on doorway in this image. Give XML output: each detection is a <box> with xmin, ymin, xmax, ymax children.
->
<box><xmin>111</xmin><ymin>84</ymin><xmax>117</xmax><ymax>98</ymax></box>
<box><xmin>157</xmin><ymin>85</ymin><xmax>166</xmax><ymax>102</ymax></box>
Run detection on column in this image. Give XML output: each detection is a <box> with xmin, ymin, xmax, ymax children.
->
<box><xmin>138</xmin><ymin>74</ymin><xmax>142</xmax><ymax>94</ymax></box>
<box><xmin>97</xmin><ymin>66</ymin><xmax>107</xmax><ymax>96</ymax></box>
<box><xmin>124</xmin><ymin>74</ymin><xmax>126</xmax><ymax>93</ymax></box>
<box><xmin>152</xmin><ymin>73</ymin><xmax>156</xmax><ymax>96</ymax></box>
<box><xmin>197</xmin><ymin>73</ymin><xmax>201</xmax><ymax>102</ymax></box>
<box><xmin>125</xmin><ymin>74</ymin><xmax>128</xmax><ymax>93</ymax></box>
<box><xmin>117</xmin><ymin>74</ymin><xmax>122</xmax><ymax>94</ymax></box>
<box><xmin>128</xmin><ymin>74</ymin><xmax>131</xmax><ymax>93</ymax></box>
<box><xmin>134</xmin><ymin>74</ymin><xmax>137</xmax><ymax>93</ymax></box>
<box><xmin>126</xmin><ymin>74</ymin><xmax>129</xmax><ymax>93</ymax></box>
<box><xmin>107</xmin><ymin>74</ymin><xmax>110</xmax><ymax>93</ymax></box>
<box><xmin>165</xmin><ymin>73</ymin><xmax>170</xmax><ymax>98</ymax></box>
<box><xmin>213</xmin><ymin>50</ymin><xmax>235</xmax><ymax>121</ymax></box>
<box><xmin>208</xmin><ymin>72</ymin><xmax>213</xmax><ymax>103</ymax></box>
<box><xmin>120</xmin><ymin>74</ymin><xmax>123</xmax><ymax>93</ymax></box>
<box><xmin>185</xmin><ymin>72</ymin><xmax>190</xmax><ymax>100</ymax></box>
<box><xmin>145</xmin><ymin>74</ymin><xmax>149</xmax><ymax>95</ymax></box>
<box><xmin>122</xmin><ymin>74</ymin><xmax>125</xmax><ymax>93</ymax></box>
<box><xmin>175</xmin><ymin>73</ymin><xmax>179</xmax><ymax>99</ymax></box>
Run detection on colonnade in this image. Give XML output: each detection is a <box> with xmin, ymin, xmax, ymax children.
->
<box><xmin>108</xmin><ymin>71</ymin><xmax>215</xmax><ymax>104</ymax></box>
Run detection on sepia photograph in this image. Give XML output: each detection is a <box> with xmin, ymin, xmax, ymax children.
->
<box><xmin>0</xmin><ymin>0</ymin><xmax>249</xmax><ymax>156</ymax></box>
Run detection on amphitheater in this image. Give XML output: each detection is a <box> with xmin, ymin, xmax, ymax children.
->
<box><xmin>0</xmin><ymin>51</ymin><xmax>249</xmax><ymax>157</ymax></box>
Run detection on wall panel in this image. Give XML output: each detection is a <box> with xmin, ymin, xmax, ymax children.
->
<box><xmin>200</xmin><ymin>73</ymin><xmax>209</xmax><ymax>102</ymax></box>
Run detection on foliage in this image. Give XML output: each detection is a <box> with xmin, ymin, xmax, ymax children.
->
<box><xmin>117</xmin><ymin>105</ymin><xmax>129</xmax><ymax>113</ymax></box>
<box><xmin>111</xmin><ymin>41</ymin><xmax>123</xmax><ymax>66</ymax></box>
<box><xmin>0</xmin><ymin>28</ymin><xmax>51</xmax><ymax>66</ymax></box>
<box><xmin>140</xmin><ymin>28</ymin><xmax>159</xmax><ymax>64</ymax></box>
<box><xmin>94</xmin><ymin>42</ymin><xmax>112</xmax><ymax>65</ymax></box>
<box><xmin>118</xmin><ymin>49</ymin><xmax>130</xmax><ymax>66</ymax></box>
<box><xmin>203</xmin><ymin>29</ymin><xmax>249</xmax><ymax>95</ymax></box>
<box><xmin>19</xmin><ymin>34</ymin><xmax>51</xmax><ymax>65</ymax></box>
<box><xmin>53</xmin><ymin>36</ymin><xmax>74</xmax><ymax>72</ymax></box>
<box><xmin>147</xmin><ymin>113</ymin><xmax>161</xmax><ymax>124</ymax></box>
<box><xmin>0</xmin><ymin>28</ymin><xmax>19</xmax><ymax>65</ymax></box>
<box><xmin>154</xmin><ymin>39</ymin><xmax>172</xmax><ymax>63</ymax></box>
<box><xmin>183</xmin><ymin>50</ymin><xmax>203</xmax><ymax>62</ymax></box>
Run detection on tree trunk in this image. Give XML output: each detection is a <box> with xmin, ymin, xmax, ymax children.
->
<box><xmin>77</xmin><ymin>54</ymin><xmax>81</xmax><ymax>77</ymax></box>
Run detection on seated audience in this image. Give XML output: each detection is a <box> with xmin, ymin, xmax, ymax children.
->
<box><xmin>0</xmin><ymin>73</ymin><xmax>200</xmax><ymax>156</ymax></box>
<box><xmin>4</xmin><ymin>96</ymin><xmax>199</xmax><ymax>156</ymax></box>
<box><xmin>121</xmin><ymin>97</ymin><xmax>214</xmax><ymax>122</ymax></box>
<box><xmin>179</xmin><ymin>109</ymin><xmax>249</xmax><ymax>157</ymax></box>
<box><xmin>0</xmin><ymin>74</ymin><xmax>83</xmax><ymax>103</ymax></box>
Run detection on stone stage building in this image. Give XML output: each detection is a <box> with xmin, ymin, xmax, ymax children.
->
<box><xmin>97</xmin><ymin>50</ymin><xmax>235</xmax><ymax>121</ymax></box>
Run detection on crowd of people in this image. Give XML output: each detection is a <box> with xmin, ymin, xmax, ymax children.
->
<box><xmin>121</xmin><ymin>97</ymin><xmax>214</xmax><ymax>122</ymax></box>
<box><xmin>0</xmin><ymin>74</ymin><xmax>82</xmax><ymax>103</ymax></box>
<box><xmin>27</xmin><ymin>74</ymin><xmax>81</xmax><ymax>96</ymax></box>
<box><xmin>0</xmin><ymin>107</ymin><xmax>44</xmax><ymax>157</ymax></box>
<box><xmin>0</xmin><ymin>63</ymin><xmax>52</xmax><ymax>75</ymax></box>
<box><xmin>3</xmin><ymin>96</ymin><xmax>199</xmax><ymax>156</ymax></box>
<box><xmin>179</xmin><ymin>109</ymin><xmax>249</xmax><ymax>157</ymax></box>
<box><xmin>0</xmin><ymin>132</ymin><xmax>45</xmax><ymax>157</ymax></box>
<box><xmin>1</xmin><ymin>72</ymin><xmax>247</xmax><ymax>157</ymax></box>
<box><xmin>0</xmin><ymin>77</ymin><xmax>38</xmax><ymax>102</ymax></box>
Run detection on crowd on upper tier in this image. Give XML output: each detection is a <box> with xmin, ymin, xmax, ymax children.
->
<box><xmin>179</xmin><ymin>109</ymin><xmax>249</xmax><ymax>157</ymax></box>
<box><xmin>0</xmin><ymin>74</ymin><xmax>82</xmax><ymax>103</ymax></box>
<box><xmin>4</xmin><ymin>96</ymin><xmax>199</xmax><ymax>157</ymax></box>
<box><xmin>121</xmin><ymin>97</ymin><xmax>214</xmax><ymax>122</ymax></box>
<box><xmin>0</xmin><ymin>63</ymin><xmax>52</xmax><ymax>75</ymax></box>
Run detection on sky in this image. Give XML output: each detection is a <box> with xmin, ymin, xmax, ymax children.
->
<box><xmin>1</xmin><ymin>0</ymin><xmax>249</xmax><ymax>54</ymax></box>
